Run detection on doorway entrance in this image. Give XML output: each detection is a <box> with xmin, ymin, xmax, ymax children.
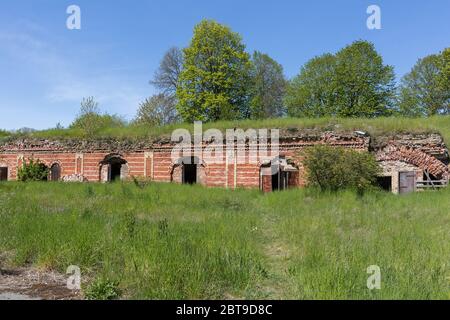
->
<box><xmin>100</xmin><ymin>155</ymin><xmax>128</xmax><ymax>182</ymax></box>
<box><xmin>0</xmin><ymin>167</ymin><xmax>7</xmax><ymax>181</ymax></box>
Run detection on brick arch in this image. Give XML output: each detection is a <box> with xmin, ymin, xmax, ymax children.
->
<box><xmin>258</xmin><ymin>156</ymin><xmax>301</xmax><ymax>192</ymax></box>
<box><xmin>167</xmin><ymin>156</ymin><xmax>209</xmax><ymax>174</ymax></box>
<box><xmin>48</xmin><ymin>160</ymin><xmax>63</xmax><ymax>171</ymax></box>
<box><xmin>168</xmin><ymin>156</ymin><xmax>208</xmax><ymax>184</ymax></box>
<box><xmin>257</xmin><ymin>156</ymin><xmax>300</xmax><ymax>170</ymax></box>
<box><xmin>99</xmin><ymin>153</ymin><xmax>127</xmax><ymax>165</ymax></box>
<box><xmin>98</xmin><ymin>153</ymin><xmax>130</xmax><ymax>182</ymax></box>
<box><xmin>377</xmin><ymin>146</ymin><xmax>448</xmax><ymax>179</ymax></box>
<box><xmin>48</xmin><ymin>161</ymin><xmax>63</xmax><ymax>181</ymax></box>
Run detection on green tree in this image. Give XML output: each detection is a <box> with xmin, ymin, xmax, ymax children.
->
<box><xmin>70</xmin><ymin>97</ymin><xmax>126</xmax><ymax>136</ymax></box>
<box><xmin>150</xmin><ymin>47</ymin><xmax>183</xmax><ymax>96</ymax></box>
<box><xmin>333</xmin><ymin>41</ymin><xmax>396</xmax><ymax>117</ymax></box>
<box><xmin>286</xmin><ymin>41</ymin><xmax>396</xmax><ymax>118</ymax></box>
<box><xmin>285</xmin><ymin>53</ymin><xmax>336</xmax><ymax>117</ymax></box>
<box><xmin>134</xmin><ymin>94</ymin><xmax>179</xmax><ymax>126</ymax></box>
<box><xmin>249</xmin><ymin>51</ymin><xmax>287</xmax><ymax>119</ymax></box>
<box><xmin>439</xmin><ymin>48</ymin><xmax>450</xmax><ymax>93</ymax></box>
<box><xmin>399</xmin><ymin>49</ymin><xmax>450</xmax><ymax>116</ymax></box>
<box><xmin>176</xmin><ymin>20</ymin><xmax>252</xmax><ymax>122</ymax></box>
<box><xmin>0</xmin><ymin>129</ymin><xmax>9</xmax><ymax>138</ymax></box>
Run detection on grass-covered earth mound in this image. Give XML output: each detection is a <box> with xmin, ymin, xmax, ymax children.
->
<box><xmin>2</xmin><ymin>116</ymin><xmax>450</xmax><ymax>144</ymax></box>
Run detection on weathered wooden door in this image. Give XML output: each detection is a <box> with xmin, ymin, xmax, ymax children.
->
<box><xmin>50</xmin><ymin>164</ymin><xmax>61</xmax><ymax>181</ymax></box>
<box><xmin>399</xmin><ymin>171</ymin><xmax>416</xmax><ymax>194</ymax></box>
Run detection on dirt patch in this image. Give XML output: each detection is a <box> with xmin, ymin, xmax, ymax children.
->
<box><xmin>0</xmin><ymin>268</ymin><xmax>82</xmax><ymax>300</ymax></box>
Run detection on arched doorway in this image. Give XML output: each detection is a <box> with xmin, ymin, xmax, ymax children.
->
<box><xmin>50</xmin><ymin>163</ymin><xmax>61</xmax><ymax>181</ymax></box>
<box><xmin>100</xmin><ymin>154</ymin><xmax>128</xmax><ymax>182</ymax></box>
<box><xmin>260</xmin><ymin>157</ymin><xmax>299</xmax><ymax>192</ymax></box>
<box><xmin>171</xmin><ymin>156</ymin><xmax>205</xmax><ymax>185</ymax></box>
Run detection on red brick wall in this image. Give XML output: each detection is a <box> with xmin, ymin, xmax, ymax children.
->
<box><xmin>0</xmin><ymin>147</ymin><xmax>356</xmax><ymax>188</ymax></box>
<box><xmin>0</xmin><ymin>134</ymin><xmax>371</xmax><ymax>190</ymax></box>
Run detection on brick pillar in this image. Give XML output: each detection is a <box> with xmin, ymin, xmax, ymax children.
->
<box><xmin>75</xmin><ymin>153</ymin><xmax>83</xmax><ymax>175</ymax></box>
<box><xmin>144</xmin><ymin>152</ymin><xmax>153</xmax><ymax>179</ymax></box>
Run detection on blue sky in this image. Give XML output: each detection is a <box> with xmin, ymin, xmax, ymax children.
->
<box><xmin>0</xmin><ymin>0</ymin><xmax>449</xmax><ymax>130</ymax></box>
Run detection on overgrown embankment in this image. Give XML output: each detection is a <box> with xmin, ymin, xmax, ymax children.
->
<box><xmin>2</xmin><ymin>116</ymin><xmax>449</xmax><ymax>144</ymax></box>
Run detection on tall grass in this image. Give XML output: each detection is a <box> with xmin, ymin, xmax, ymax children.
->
<box><xmin>0</xmin><ymin>182</ymin><xmax>449</xmax><ymax>299</ymax></box>
<box><xmin>5</xmin><ymin>116</ymin><xmax>450</xmax><ymax>143</ymax></box>
<box><xmin>0</xmin><ymin>182</ymin><xmax>264</xmax><ymax>299</ymax></box>
<box><xmin>264</xmin><ymin>189</ymin><xmax>450</xmax><ymax>299</ymax></box>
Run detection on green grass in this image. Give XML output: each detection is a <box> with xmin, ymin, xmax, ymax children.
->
<box><xmin>0</xmin><ymin>182</ymin><xmax>449</xmax><ymax>299</ymax></box>
<box><xmin>3</xmin><ymin>116</ymin><xmax>450</xmax><ymax>143</ymax></box>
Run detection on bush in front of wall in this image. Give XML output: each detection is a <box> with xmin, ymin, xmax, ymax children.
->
<box><xmin>304</xmin><ymin>145</ymin><xmax>381</xmax><ymax>193</ymax></box>
<box><xmin>17</xmin><ymin>159</ymin><xmax>49</xmax><ymax>182</ymax></box>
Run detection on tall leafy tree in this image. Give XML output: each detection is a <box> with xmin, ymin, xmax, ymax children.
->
<box><xmin>333</xmin><ymin>41</ymin><xmax>396</xmax><ymax>117</ymax></box>
<box><xmin>285</xmin><ymin>53</ymin><xmax>336</xmax><ymax>117</ymax></box>
<box><xmin>134</xmin><ymin>94</ymin><xmax>179</xmax><ymax>126</ymax></box>
<box><xmin>286</xmin><ymin>41</ymin><xmax>396</xmax><ymax>118</ymax></box>
<box><xmin>439</xmin><ymin>48</ymin><xmax>450</xmax><ymax>92</ymax></box>
<box><xmin>150</xmin><ymin>47</ymin><xmax>183</xmax><ymax>96</ymax></box>
<box><xmin>399</xmin><ymin>49</ymin><xmax>450</xmax><ymax>116</ymax></box>
<box><xmin>249</xmin><ymin>51</ymin><xmax>287</xmax><ymax>119</ymax></box>
<box><xmin>176</xmin><ymin>20</ymin><xmax>252</xmax><ymax>122</ymax></box>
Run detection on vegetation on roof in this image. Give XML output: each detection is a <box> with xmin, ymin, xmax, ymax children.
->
<box><xmin>2</xmin><ymin>115</ymin><xmax>450</xmax><ymax>145</ymax></box>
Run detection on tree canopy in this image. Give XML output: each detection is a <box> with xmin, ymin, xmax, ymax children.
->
<box><xmin>150</xmin><ymin>47</ymin><xmax>183</xmax><ymax>96</ymax></box>
<box><xmin>286</xmin><ymin>41</ymin><xmax>396</xmax><ymax>118</ymax></box>
<box><xmin>399</xmin><ymin>48</ymin><xmax>450</xmax><ymax>116</ymax></box>
<box><xmin>176</xmin><ymin>20</ymin><xmax>252</xmax><ymax>122</ymax></box>
<box><xmin>285</xmin><ymin>53</ymin><xmax>336</xmax><ymax>117</ymax></box>
<box><xmin>134</xmin><ymin>94</ymin><xmax>179</xmax><ymax>126</ymax></box>
<box><xmin>249</xmin><ymin>51</ymin><xmax>287</xmax><ymax>119</ymax></box>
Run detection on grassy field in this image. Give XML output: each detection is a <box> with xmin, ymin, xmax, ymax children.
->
<box><xmin>0</xmin><ymin>181</ymin><xmax>449</xmax><ymax>299</ymax></box>
<box><xmin>3</xmin><ymin>115</ymin><xmax>450</xmax><ymax>143</ymax></box>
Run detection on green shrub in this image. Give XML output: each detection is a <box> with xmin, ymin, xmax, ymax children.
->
<box><xmin>304</xmin><ymin>145</ymin><xmax>380</xmax><ymax>193</ymax></box>
<box><xmin>17</xmin><ymin>159</ymin><xmax>49</xmax><ymax>182</ymax></box>
<box><xmin>0</xmin><ymin>129</ymin><xmax>9</xmax><ymax>138</ymax></box>
<box><xmin>85</xmin><ymin>279</ymin><xmax>121</xmax><ymax>300</ymax></box>
<box><xmin>69</xmin><ymin>97</ymin><xmax>126</xmax><ymax>137</ymax></box>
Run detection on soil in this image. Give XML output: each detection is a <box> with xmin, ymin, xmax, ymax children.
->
<box><xmin>0</xmin><ymin>267</ymin><xmax>82</xmax><ymax>300</ymax></box>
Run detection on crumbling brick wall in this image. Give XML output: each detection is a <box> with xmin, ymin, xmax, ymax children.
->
<box><xmin>376</xmin><ymin>146</ymin><xmax>449</xmax><ymax>179</ymax></box>
<box><xmin>6</xmin><ymin>131</ymin><xmax>448</xmax><ymax>193</ymax></box>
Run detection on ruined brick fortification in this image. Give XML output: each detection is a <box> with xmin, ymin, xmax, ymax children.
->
<box><xmin>0</xmin><ymin>130</ymin><xmax>448</xmax><ymax>193</ymax></box>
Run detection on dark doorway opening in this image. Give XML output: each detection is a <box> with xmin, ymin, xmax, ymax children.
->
<box><xmin>183</xmin><ymin>164</ymin><xmax>197</xmax><ymax>184</ymax></box>
<box><xmin>50</xmin><ymin>164</ymin><xmax>61</xmax><ymax>181</ymax></box>
<box><xmin>100</xmin><ymin>155</ymin><xmax>127</xmax><ymax>182</ymax></box>
<box><xmin>377</xmin><ymin>176</ymin><xmax>392</xmax><ymax>191</ymax></box>
<box><xmin>0</xmin><ymin>167</ymin><xmax>7</xmax><ymax>181</ymax></box>
<box><xmin>178</xmin><ymin>156</ymin><xmax>199</xmax><ymax>185</ymax></box>
<box><xmin>272</xmin><ymin>170</ymin><xmax>280</xmax><ymax>191</ymax></box>
<box><xmin>271</xmin><ymin>166</ymin><xmax>287</xmax><ymax>191</ymax></box>
<box><xmin>110</xmin><ymin>162</ymin><xmax>122</xmax><ymax>181</ymax></box>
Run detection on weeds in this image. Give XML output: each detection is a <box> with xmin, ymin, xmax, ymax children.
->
<box><xmin>0</xmin><ymin>182</ymin><xmax>449</xmax><ymax>299</ymax></box>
